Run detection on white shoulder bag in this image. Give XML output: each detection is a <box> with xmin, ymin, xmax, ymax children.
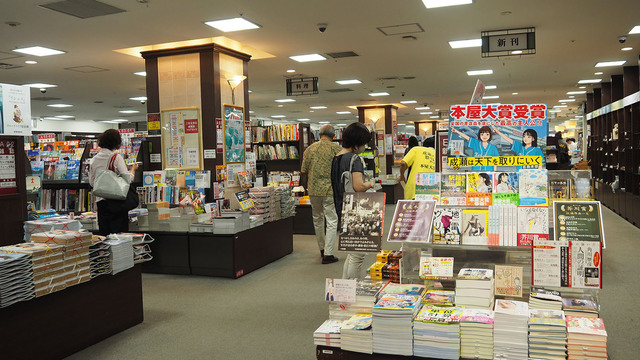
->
<box><xmin>93</xmin><ymin>154</ymin><xmax>130</xmax><ymax>200</ymax></box>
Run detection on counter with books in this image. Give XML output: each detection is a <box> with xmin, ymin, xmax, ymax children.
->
<box><xmin>0</xmin><ymin>265</ymin><xmax>143</xmax><ymax>360</ymax></box>
<box><xmin>139</xmin><ymin>216</ymin><xmax>294</xmax><ymax>278</ymax></box>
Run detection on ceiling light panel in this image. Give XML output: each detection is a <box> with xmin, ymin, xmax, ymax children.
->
<box><xmin>629</xmin><ymin>25</ymin><xmax>640</xmax><ymax>34</ymax></box>
<box><xmin>423</xmin><ymin>0</ymin><xmax>473</xmax><ymax>9</ymax></box>
<box><xmin>467</xmin><ymin>69</ymin><xmax>493</xmax><ymax>76</ymax></box>
<box><xmin>204</xmin><ymin>17</ymin><xmax>260</xmax><ymax>32</ymax></box>
<box><xmin>567</xmin><ymin>91</ymin><xmax>586</xmax><ymax>95</ymax></box>
<box><xmin>595</xmin><ymin>60</ymin><xmax>626</xmax><ymax>67</ymax></box>
<box><xmin>368</xmin><ymin>92</ymin><xmax>389</xmax><ymax>96</ymax></box>
<box><xmin>13</xmin><ymin>46</ymin><xmax>65</xmax><ymax>57</ymax></box>
<box><xmin>400</xmin><ymin>100</ymin><xmax>417</xmax><ymax>104</ymax></box>
<box><xmin>578</xmin><ymin>79</ymin><xmax>602</xmax><ymax>84</ymax></box>
<box><xmin>24</xmin><ymin>83</ymin><xmax>57</xmax><ymax>88</ymax></box>
<box><xmin>335</xmin><ymin>79</ymin><xmax>362</xmax><ymax>85</ymax></box>
<box><xmin>448</xmin><ymin>39</ymin><xmax>482</xmax><ymax>48</ymax></box>
<box><xmin>290</xmin><ymin>54</ymin><xmax>326</xmax><ymax>62</ymax></box>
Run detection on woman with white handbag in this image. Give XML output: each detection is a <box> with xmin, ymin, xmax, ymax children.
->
<box><xmin>89</xmin><ymin>129</ymin><xmax>139</xmax><ymax>235</ymax></box>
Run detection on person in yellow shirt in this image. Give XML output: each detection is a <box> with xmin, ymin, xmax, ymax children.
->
<box><xmin>399</xmin><ymin>136</ymin><xmax>436</xmax><ymax>200</ymax></box>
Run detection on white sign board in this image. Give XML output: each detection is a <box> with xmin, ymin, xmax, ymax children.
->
<box><xmin>1</xmin><ymin>83</ymin><xmax>32</xmax><ymax>136</ymax></box>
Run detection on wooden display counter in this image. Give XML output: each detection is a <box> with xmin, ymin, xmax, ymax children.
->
<box><xmin>141</xmin><ymin>231</ymin><xmax>191</xmax><ymax>275</ymax></box>
<box><xmin>1</xmin><ymin>266</ymin><xmax>144</xmax><ymax>360</ymax></box>
<box><xmin>317</xmin><ymin>346</ymin><xmax>441</xmax><ymax>360</ymax></box>
<box><xmin>294</xmin><ymin>204</ymin><xmax>315</xmax><ymax>234</ymax></box>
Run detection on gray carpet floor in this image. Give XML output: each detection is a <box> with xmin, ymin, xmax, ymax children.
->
<box><xmin>66</xmin><ymin>206</ymin><xmax>638</xmax><ymax>360</ymax></box>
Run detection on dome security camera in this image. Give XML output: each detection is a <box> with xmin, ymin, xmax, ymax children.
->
<box><xmin>140</xmin><ymin>100</ymin><xmax>146</xmax><ymax>105</ymax></box>
<box><xmin>317</xmin><ymin>23</ymin><xmax>327</xmax><ymax>33</ymax></box>
<box><xmin>40</xmin><ymin>88</ymin><xmax>46</xmax><ymax>94</ymax></box>
<box><xmin>619</xmin><ymin>36</ymin><xmax>627</xmax><ymax>44</ymax></box>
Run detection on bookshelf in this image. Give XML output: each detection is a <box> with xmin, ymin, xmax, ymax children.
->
<box><xmin>252</xmin><ymin>122</ymin><xmax>312</xmax><ymax>172</ymax></box>
<box><xmin>587</xmin><ymin>64</ymin><xmax>640</xmax><ymax>227</ymax></box>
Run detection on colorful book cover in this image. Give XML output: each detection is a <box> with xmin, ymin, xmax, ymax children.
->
<box><xmin>387</xmin><ymin>200</ymin><xmax>436</xmax><ymax>243</ymax></box>
<box><xmin>153</xmin><ymin>170</ymin><xmax>166</xmax><ymax>185</ymax></box>
<box><xmin>493</xmin><ymin>171</ymin><xmax>519</xmax><ymax>205</ymax></box>
<box><xmin>549</xmin><ymin>179</ymin><xmax>570</xmax><ymax>200</ymax></box>
<box><xmin>374</xmin><ymin>293</ymin><xmax>422</xmax><ymax>310</ymax></box>
<box><xmin>562</xmin><ymin>298</ymin><xmax>598</xmax><ymax>313</ymax></box>
<box><xmin>66</xmin><ymin>160</ymin><xmax>80</xmax><ymax>180</ymax></box>
<box><xmin>236</xmin><ymin>171</ymin><xmax>253</xmax><ymax>189</ymax></box>
<box><xmin>461</xmin><ymin>209</ymin><xmax>488</xmax><ymax>245</ymax></box>
<box><xmin>460</xmin><ymin>309</ymin><xmax>495</xmax><ymax>324</ymax></box>
<box><xmin>165</xmin><ymin>170</ymin><xmax>178</xmax><ymax>186</ymax></box>
<box><xmin>185</xmin><ymin>170</ymin><xmax>196</xmax><ymax>187</ymax></box>
<box><xmin>176</xmin><ymin>171</ymin><xmax>186</xmax><ymax>187</ymax></box>
<box><xmin>378</xmin><ymin>283</ymin><xmax>426</xmax><ymax>297</ymax></box>
<box><xmin>142</xmin><ymin>171</ymin><xmax>155</xmax><ymax>186</ymax></box>
<box><xmin>432</xmin><ymin>206</ymin><xmax>462</xmax><ymax>244</ymax></box>
<box><xmin>457</xmin><ymin>268</ymin><xmax>494</xmax><ymax>280</ymax></box>
<box><xmin>494</xmin><ymin>299</ymin><xmax>529</xmax><ymax>316</ymax></box>
<box><xmin>440</xmin><ymin>173</ymin><xmax>466</xmax><ymax>205</ymax></box>
<box><xmin>341</xmin><ymin>313</ymin><xmax>373</xmax><ymax>330</ymax></box>
<box><xmin>43</xmin><ymin>161</ymin><xmax>56</xmax><ymax>181</ymax></box>
<box><xmin>528</xmin><ymin>309</ymin><xmax>566</xmax><ymax>327</ymax></box>
<box><xmin>216</xmin><ymin>165</ymin><xmax>227</xmax><ymax>181</ymax></box>
<box><xmin>494</xmin><ymin>265</ymin><xmax>523</xmax><ymax>297</ymax></box>
<box><xmin>569</xmin><ymin>240</ymin><xmax>602</xmax><ymax>289</ymax></box>
<box><xmin>422</xmin><ymin>290</ymin><xmax>456</xmax><ymax>307</ymax></box>
<box><xmin>415</xmin><ymin>172</ymin><xmax>441</xmax><ymax>202</ymax></box>
<box><xmin>517</xmin><ymin>206</ymin><xmax>549</xmax><ymax>246</ymax></box>
<box><xmin>519</xmin><ymin>169</ymin><xmax>549</xmax><ymax>206</ymax></box>
<box><xmin>466</xmin><ymin>172</ymin><xmax>493</xmax><ymax>206</ymax></box>
<box><xmin>338</xmin><ymin>192</ymin><xmax>386</xmax><ymax>252</ymax></box>
<box><xmin>235</xmin><ymin>189</ymin><xmax>255</xmax><ymax>210</ymax></box>
<box><xmin>419</xmin><ymin>254</ymin><xmax>454</xmax><ymax>280</ymax></box>
<box><xmin>566</xmin><ymin>316</ymin><xmax>607</xmax><ymax>337</ymax></box>
<box><xmin>30</xmin><ymin>160</ymin><xmax>44</xmax><ymax>178</ymax></box>
<box><xmin>415</xmin><ymin>305</ymin><xmax>463</xmax><ymax>323</ymax></box>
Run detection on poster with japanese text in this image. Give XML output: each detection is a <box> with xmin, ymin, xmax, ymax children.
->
<box><xmin>160</xmin><ymin>107</ymin><xmax>202</xmax><ymax>170</ymax></box>
<box><xmin>553</xmin><ymin>201</ymin><xmax>606</xmax><ymax>248</ymax></box>
<box><xmin>0</xmin><ymin>83</ymin><xmax>32</xmax><ymax>136</ymax></box>
<box><xmin>387</xmin><ymin>200</ymin><xmax>436</xmax><ymax>243</ymax></box>
<box><xmin>447</xmin><ymin>104</ymin><xmax>547</xmax><ymax>170</ymax></box>
<box><xmin>0</xmin><ymin>139</ymin><xmax>17</xmax><ymax>194</ymax></box>
<box><xmin>224</xmin><ymin>105</ymin><xmax>245</xmax><ymax>163</ymax></box>
<box><xmin>338</xmin><ymin>192</ymin><xmax>386</xmax><ymax>252</ymax></box>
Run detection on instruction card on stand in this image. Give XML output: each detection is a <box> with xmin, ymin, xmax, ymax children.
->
<box><xmin>324</xmin><ymin>278</ymin><xmax>356</xmax><ymax>303</ymax></box>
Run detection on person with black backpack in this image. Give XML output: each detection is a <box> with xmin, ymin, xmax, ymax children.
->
<box><xmin>555</xmin><ymin>132</ymin><xmax>570</xmax><ymax>169</ymax></box>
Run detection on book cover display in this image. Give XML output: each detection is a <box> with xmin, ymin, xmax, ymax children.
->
<box><xmin>461</xmin><ymin>209</ymin><xmax>488</xmax><ymax>245</ymax></box>
<box><xmin>532</xmin><ymin>239</ymin><xmax>602</xmax><ymax>288</ymax></box>
<box><xmin>519</xmin><ymin>168</ymin><xmax>549</xmax><ymax>206</ymax></box>
<box><xmin>517</xmin><ymin>206</ymin><xmax>549</xmax><ymax>246</ymax></box>
<box><xmin>493</xmin><ymin>171</ymin><xmax>519</xmax><ymax>205</ymax></box>
<box><xmin>432</xmin><ymin>206</ymin><xmax>462</xmax><ymax>244</ymax></box>
<box><xmin>440</xmin><ymin>173</ymin><xmax>466</xmax><ymax>206</ymax></box>
<box><xmin>553</xmin><ymin>201</ymin><xmax>606</xmax><ymax>248</ymax></box>
<box><xmin>494</xmin><ymin>265</ymin><xmax>523</xmax><ymax>297</ymax></box>
<box><xmin>447</xmin><ymin>103</ymin><xmax>548</xmax><ymax>170</ymax></box>
<box><xmin>387</xmin><ymin>200</ymin><xmax>436</xmax><ymax>243</ymax></box>
<box><xmin>466</xmin><ymin>172</ymin><xmax>493</xmax><ymax>206</ymax></box>
<box><xmin>414</xmin><ymin>172</ymin><xmax>441</xmax><ymax>202</ymax></box>
<box><xmin>338</xmin><ymin>192</ymin><xmax>386</xmax><ymax>252</ymax></box>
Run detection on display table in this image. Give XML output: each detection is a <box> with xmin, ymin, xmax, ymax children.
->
<box><xmin>380</xmin><ymin>183</ymin><xmax>404</xmax><ymax>204</ymax></box>
<box><xmin>141</xmin><ymin>217</ymin><xmax>294</xmax><ymax>278</ymax></box>
<box><xmin>1</xmin><ymin>265</ymin><xmax>144</xmax><ymax>360</ymax></box>
<box><xmin>317</xmin><ymin>346</ymin><xmax>440</xmax><ymax>360</ymax></box>
<box><xmin>294</xmin><ymin>204</ymin><xmax>315</xmax><ymax>234</ymax></box>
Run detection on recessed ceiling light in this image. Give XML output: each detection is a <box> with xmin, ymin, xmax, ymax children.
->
<box><xmin>13</xmin><ymin>46</ymin><xmax>65</xmax><ymax>57</ymax></box>
<box><xmin>512</xmin><ymin>92</ymin><xmax>518</xmax><ymax>95</ymax></box>
<box><xmin>24</xmin><ymin>83</ymin><xmax>57</xmax><ymax>88</ymax></box>
<box><xmin>483</xmin><ymin>95</ymin><xmax>500</xmax><ymax>99</ymax></box>
<box><xmin>275</xmin><ymin>99</ymin><xmax>296</xmax><ymax>103</ymax></box>
<box><xmin>420</xmin><ymin>111</ymin><xmax>433</xmax><ymax>115</ymax></box>
<box><xmin>25</xmin><ymin>60</ymin><xmax>37</xmax><ymax>65</ymax></box>
<box><xmin>335</xmin><ymin>79</ymin><xmax>362</xmax><ymax>85</ymax></box>
<box><xmin>567</xmin><ymin>90</ymin><xmax>586</xmax><ymax>95</ymax></box>
<box><xmin>422</xmin><ymin>0</ymin><xmax>473</xmax><ymax>9</ymax></box>
<box><xmin>629</xmin><ymin>25</ymin><xmax>640</xmax><ymax>34</ymax></box>
<box><xmin>448</xmin><ymin>39</ymin><xmax>482</xmax><ymax>49</ymax></box>
<box><xmin>559</xmin><ymin>99</ymin><xmax>575</xmax><ymax>103</ymax></box>
<box><xmin>467</xmin><ymin>69</ymin><xmax>493</xmax><ymax>76</ymax></box>
<box><xmin>249</xmin><ymin>110</ymin><xmax>255</xmax><ymax>114</ymax></box>
<box><xmin>595</xmin><ymin>61</ymin><xmax>626</xmax><ymax>67</ymax></box>
<box><xmin>368</xmin><ymin>92</ymin><xmax>390</xmax><ymax>96</ymax></box>
<box><xmin>55</xmin><ymin>115</ymin><xmax>75</xmax><ymax>119</ymax></box>
<box><xmin>400</xmin><ymin>100</ymin><xmax>417</xmax><ymax>104</ymax></box>
<box><xmin>47</xmin><ymin>103</ymin><xmax>73</xmax><ymax>108</ymax></box>
<box><xmin>430</xmin><ymin>116</ymin><xmax>440</xmax><ymax>119</ymax></box>
<box><xmin>290</xmin><ymin>54</ymin><xmax>326</xmax><ymax>62</ymax></box>
<box><xmin>271</xmin><ymin>115</ymin><xmax>286</xmax><ymax>118</ymax></box>
<box><xmin>43</xmin><ymin>117</ymin><xmax>66</xmax><ymax>121</ymax></box>
<box><xmin>298</xmin><ymin>118</ymin><xmax>310</xmax><ymax>121</ymax></box>
<box><xmin>622</xmin><ymin>47</ymin><xmax>633</xmax><ymax>51</ymax></box>
<box><xmin>336</xmin><ymin>123</ymin><xmax>347</xmax><ymax>126</ymax></box>
<box><xmin>111</xmin><ymin>119</ymin><xmax>129</xmax><ymax>123</ymax></box>
<box><xmin>415</xmin><ymin>106</ymin><xmax>430</xmax><ymax>110</ymax></box>
<box><xmin>511</xmin><ymin>50</ymin><xmax>523</xmax><ymax>54</ymax></box>
<box><xmin>310</xmin><ymin>106</ymin><xmax>327</xmax><ymax>109</ymax></box>
<box><xmin>319</xmin><ymin>121</ymin><xmax>330</xmax><ymax>124</ymax></box>
<box><xmin>134</xmin><ymin>71</ymin><xmax>146</xmax><ymax>76</ymax></box>
<box><xmin>594</xmin><ymin>72</ymin><xmax>604</xmax><ymax>75</ymax></box>
<box><xmin>277</xmin><ymin>105</ymin><xmax>283</xmax><ymax>107</ymax></box>
<box><xmin>485</xmin><ymin>85</ymin><xmax>497</xmax><ymax>90</ymax></box>
<box><xmin>336</xmin><ymin>111</ymin><xmax>351</xmax><ymax>114</ymax></box>
<box><xmin>549</xmin><ymin>110</ymin><xmax>562</xmax><ymax>113</ymax></box>
<box><xmin>578</xmin><ymin>79</ymin><xmax>602</xmax><ymax>84</ymax></box>
<box><xmin>554</xmin><ymin>105</ymin><xmax>568</xmax><ymax>108</ymax></box>
<box><xmin>286</xmin><ymin>69</ymin><xmax>295</xmax><ymax>73</ymax></box>
<box><xmin>579</xmin><ymin>86</ymin><xmax>586</xmax><ymax>89</ymax></box>
<box><xmin>129</xmin><ymin>96</ymin><xmax>147</xmax><ymax>101</ymax></box>
<box><xmin>204</xmin><ymin>17</ymin><xmax>260</xmax><ymax>32</ymax></box>
<box><xmin>119</xmin><ymin>110</ymin><xmax>140</xmax><ymax>114</ymax></box>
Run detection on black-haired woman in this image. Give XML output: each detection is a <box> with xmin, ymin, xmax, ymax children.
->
<box><xmin>493</xmin><ymin>127</ymin><xmax>544</xmax><ymax>170</ymax></box>
<box><xmin>89</xmin><ymin>129</ymin><xmax>139</xmax><ymax>236</ymax></box>
<box><xmin>331</xmin><ymin>122</ymin><xmax>374</xmax><ymax>279</ymax></box>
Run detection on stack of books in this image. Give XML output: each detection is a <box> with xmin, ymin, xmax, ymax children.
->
<box><xmin>249</xmin><ymin>187</ymin><xmax>279</xmax><ymax>222</ymax></box>
<box><xmin>528</xmin><ymin>309</ymin><xmax>567</xmax><ymax>359</ymax></box>
<box><xmin>212</xmin><ymin>211</ymin><xmax>250</xmax><ymax>234</ymax></box>
<box><xmin>328</xmin><ymin>279</ymin><xmax>388</xmax><ymax>320</ymax></box>
<box><xmin>340</xmin><ymin>313</ymin><xmax>373</xmax><ymax>354</ymax></box>
<box><xmin>529</xmin><ymin>287</ymin><xmax>563</xmax><ymax>310</ymax></box>
<box><xmin>313</xmin><ymin>319</ymin><xmax>344</xmax><ymax>348</ymax></box>
<box><xmin>0</xmin><ymin>242</ymin><xmax>64</xmax><ymax>297</ymax></box>
<box><xmin>423</xmin><ymin>289</ymin><xmax>455</xmax><ymax>307</ymax></box>
<box><xmin>0</xmin><ymin>253</ymin><xmax>34</xmax><ymax>308</ymax></box>
<box><xmin>455</xmin><ymin>268</ymin><xmax>495</xmax><ymax>309</ymax></box>
<box><xmin>277</xmin><ymin>187</ymin><xmax>296</xmax><ymax>218</ymax></box>
<box><xmin>566</xmin><ymin>316</ymin><xmax>608</xmax><ymax>359</ymax></box>
<box><xmin>413</xmin><ymin>305</ymin><xmax>463</xmax><ymax>359</ymax></box>
<box><xmin>142</xmin><ymin>201</ymin><xmax>171</xmax><ymax>230</ymax></box>
<box><xmin>372</xmin><ymin>293</ymin><xmax>422</xmax><ymax>356</ymax></box>
<box><xmin>493</xmin><ymin>299</ymin><xmax>529</xmax><ymax>359</ymax></box>
<box><xmin>249</xmin><ymin>215</ymin><xmax>266</xmax><ymax>228</ymax></box>
<box><xmin>23</xmin><ymin>217</ymin><xmax>82</xmax><ymax>241</ymax></box>
<box><xmin>30</xmin><ymin>230</ymin><xmax>92</xmax><ymax>288</ymax></box>
<box><xmin>89</xmin><ymin>240</ymin><xmax>111</xmax><ymax>278</ymax></box>
<box><xmin>562</xmin><ymin>296</ymin><xmax>599</xmax><ymax>318</ymax></box>
<box><xmin>108</xmin><ymin>233</ymin><xmax>153</xmax><ymax>264</ymax></box>
<box><xmin>104</xmin><ymin>237</ymin><xmax>134</xmax><ymax>275</ymax></box>
<box><xmin>459</xmin><ymin>309</ymin><xmax>494</xmax><ymax>360</ymax></box>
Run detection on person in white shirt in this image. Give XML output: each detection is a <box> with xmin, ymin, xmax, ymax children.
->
<box><xmin>89</xmin><ymin>129</ymin><xmax>139</xmax><ymax>235</ymax></box>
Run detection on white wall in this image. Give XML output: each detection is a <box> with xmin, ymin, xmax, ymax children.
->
<box><xmin>33</xmin><ymin>118</ymin><xmax>116</xmax><ymax>133</ymax></box>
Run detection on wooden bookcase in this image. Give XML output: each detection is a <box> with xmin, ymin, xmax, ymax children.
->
<box><xmin>0</xmin><ymin>135</ymin><xmax>27</xmax><ymax>246</ymax></box>
<box><xmin>587</xmin><ymin>63</ymin><xmax>640</xmax><ymax>227</ymax></box>
<box><xmin>252</xmin><ymin>122</ymin><xmax>312</xmax><ymax>173</ymax></box>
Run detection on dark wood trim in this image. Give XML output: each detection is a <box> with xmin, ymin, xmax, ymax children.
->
<box><xmin>0</xmin><ymin>136</ymin><xmax>27</xmax><ymax>247</ymax></box>
<box><xmin>244</xmin><ymin>59</ymin><xmax>250</xmax><ymax>120</ymax></box>
<box><xmin>601</xmin><ymin>82</ymin><xmax>612</xmax><ymax>105</ymax></box>
<box><xmin>623</xmin><ymin>66</ymin><xmax>639</xmax><ymax>97</ymax></box>
<box><xmin>586</xmin><ymin>93</ymin><xmax>594</xmax><ymax>113</ymax></box>
<box><xmin>141</xmin><ymin>43</ymin><xmax>251</xmax><ymax>61</ymax></box>
<box><xmin>593</xmin><ymin>88</ymin><xmax>602</xmax><ymax>109</ymax></box>
<box><xmin>611</xmin><ymin>75</ymin><xmax>623</xmax><ymax>101</ymax></box>
<box><xmin>144</xmin><ymin>57</ymin><xmax>160</xmax><ymax>114</ymax></box>
<box><xmin>384</xmin><ymin>106</ymin><xmax>394</xmax><ymax>173</ymax></box>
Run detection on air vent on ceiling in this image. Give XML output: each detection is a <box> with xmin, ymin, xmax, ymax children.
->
<box><xmin>65</xmin><ymin>65</ymin><xmax>109</xmax><ymax>73</ymax></box>
<box><xmin>377</xmin><ymin>23</ymin><xmax>424</xmax><ymax>36</ymax></box>
<box><xmin>326</xmin><ymin>51</ymin><xmax>359</xmax><ymax>59</ymax></box>
<box><xmin>326</xmin><ymin>88</ymin><xmax>354</xmax><ymax>93</ymax></box>
<box><xmin>39</xmin><ymin>0</ymin><xmax>125</xmax><ymax>19</ymax></box>
<box><xmin>0</xmin><ymin>63</ymin><xmax>22</xmax><ymax>70</ymax></box>
<box><xmin>32</xmin><ymin>97</ymin><xmax>62</xmax><ymax>101</ymax></box>
<box><xmin>377</xmin><ymin>76</ymin><xmax>416</xmax><ymax>81</ymax></box>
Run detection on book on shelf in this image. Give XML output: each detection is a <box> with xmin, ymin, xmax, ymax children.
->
<box><xmin>562</xmin><ymin>297</ymin><xmax>599</xmax><ymax>318</ymax></box>
<box><xmin>516</xmin><ymin>206</ymin><xmax>549</xmax><ymax>246</ymax></box>
<box><xmin>529</xmin><ymin>287</ymin><xmax>563</xmax><ymax>310</ymax></box>
<box><xmin>519</xmin><ymin>168</ymin><xmax>549</xmax><ymax>206</ymax></box>
<box><xmin>440</xmin><ymin>173</ymin><xmax>466</xmax><ymax>206</ymax></box>
<box><xmin>461</xmin><ymin>209</ymin><xmax>488</xmax><ymax>245</ymax></box>
<box><xmin>493</xmin><ymin>264</ymin><xmax>523</xmax><ymax>297</ymax></box>
<box><xmin>432</xmin><ymin>206</ymin><xmax>462</xmax><ymax>244</ymax></box>
<box><xmin>549</xmin><ymin>179</ymin><xmax>571</xmax><ymax>200</ymax></box>
<box><xmin>466</xmin><ymin>172</ymin><xmax>493</xmax><ymax>207</ymax></box>
<box><xmin>414</xmin><ymin>172</ymin><xmax>441</xmax><ymax>203</ymax></box>
<box><xmin>422</xmin><ymin>289</ymin><xmax>455</xmax><ymax>306</ymax></box>
<box><xmin>492</xmin><ymin>171</ymin><xmax>519</xmax><ymax>205</ymax></box>
<box><xmin>66</xmin><ymin>160</ymin><xmax>80</xmax><ymax>180</ymax></box>
<box><xmin>43</xmin><ymin>161</ymin><xmax>56</xmax><ymax>181</ymax></box>
<box><xmin>566</xmin><ymin>316</ymin><xmax>607</xmax><ymax>348</ymax></box>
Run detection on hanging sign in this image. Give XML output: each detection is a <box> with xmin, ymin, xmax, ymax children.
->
<box><xmin>1</xmin><ymin>83</ymin><xmax>32</xmax><ymax>136</ymax></box>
